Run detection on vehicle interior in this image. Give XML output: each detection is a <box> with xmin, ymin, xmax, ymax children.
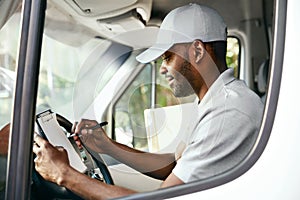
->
<box><xmin>0</xmin><ymin>0</ymin><xmax>275</xmax><ymax>199</ymax></box>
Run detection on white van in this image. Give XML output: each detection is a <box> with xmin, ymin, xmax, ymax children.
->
<box><xmin>0</xmin><ymin>0</ymin><xmax>299</xmax><ymax>199</ymax></box>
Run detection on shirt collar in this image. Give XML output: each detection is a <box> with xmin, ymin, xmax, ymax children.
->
<box><xmin>198</xmin><ymin>68</ymin><xmax>235</xmax><ymax>106</ymax></box>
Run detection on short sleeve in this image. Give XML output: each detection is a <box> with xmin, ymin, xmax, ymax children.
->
<box><xmin>172</xmin><ymin>109</ymin><xmax>258</xmax><ymax>183</ymax></box>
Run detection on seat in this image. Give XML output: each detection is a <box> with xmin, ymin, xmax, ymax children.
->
<box><xmin>257</xmin><ymin>59</ymin><xmax>270</xmax><ymax>102</ymax></box>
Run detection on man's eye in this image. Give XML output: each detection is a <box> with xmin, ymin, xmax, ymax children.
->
<box><xmin>162</xmin><ymin>55</ymin><xmax>171</xmax><ymax>62</ymax></box>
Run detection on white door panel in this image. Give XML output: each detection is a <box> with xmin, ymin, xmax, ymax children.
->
<box><xmin>108</xmin><ymin>164</ymin><xmax>162</xmax><ymax>192</ymax></box>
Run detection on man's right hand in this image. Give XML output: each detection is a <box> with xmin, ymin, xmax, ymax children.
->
<box><xmin>72</xmin><ymin>119</ymin><xmax>113</xmax><ymax>154</ymax></box>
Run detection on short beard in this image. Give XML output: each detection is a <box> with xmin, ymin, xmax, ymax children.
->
<box><xmin>172</xmin><ymin>83</ymin><xmax>194</xmax><ymax>97</ymax></box>
<box><xmin>171</xmin><ymin>60</ymin><xmax>195</xmax><ymax>97</ymax></box>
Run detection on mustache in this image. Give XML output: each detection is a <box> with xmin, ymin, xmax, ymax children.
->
<box><xmin>165</xmin><ymin>74</ymin><xmax>174</xmax><ymax>79</ymax></box>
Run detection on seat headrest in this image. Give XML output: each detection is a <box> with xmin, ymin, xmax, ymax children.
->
<box><xmin>257</xmin><ymin>59</ymin><xmax>269</xmax><ymax>93</ymax></box>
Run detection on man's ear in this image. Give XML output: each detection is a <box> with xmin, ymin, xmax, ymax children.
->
<box><xmin>192</xmin><ymin>40</ymin><xmax>205</xmax><ymax>63</ymax></box>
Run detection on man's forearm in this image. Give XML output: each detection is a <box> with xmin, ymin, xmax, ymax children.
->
<box><xmin>60</xmin><ymin>166</ymin><xmax>136</xmax><ymax>200</ymax></box>
<box><xmin>108</xmin><ymin>140</ymin><xmax>176</xmax><ymax>180</ymax></box>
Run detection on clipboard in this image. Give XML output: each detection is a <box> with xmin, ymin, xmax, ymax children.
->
<box><xmin>36</xmin><ymin>110</ymin><xmax>87</xmax><ymax>173</ymax></box>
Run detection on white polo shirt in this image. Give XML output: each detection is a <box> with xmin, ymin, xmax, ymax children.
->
<box><xmin>173</xmin><ymin>68</ymin><xmax>264</xmax><ymax>182</ymax></box>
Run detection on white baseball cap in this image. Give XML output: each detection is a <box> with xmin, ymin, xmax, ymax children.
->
<box><xmin>136</xmin><ymin>3</ymin><xmax>227</xmax><ymax>63</ymax></box>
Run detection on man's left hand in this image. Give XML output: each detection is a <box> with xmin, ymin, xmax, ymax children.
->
<box><xmin>32</xmin><ymin>133</ymin><xmax>71</xmax><ymax>185</ymax></box>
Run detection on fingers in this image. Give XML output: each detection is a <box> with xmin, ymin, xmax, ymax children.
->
<box><xmin>72</xmin><ymin>132</ymin><xmax>83</xmax><ymax>149</ymax></box>
<box><xmin>32</xmin><ymin>141</ymin><xmax>40</xmax><ymax>156</ymax></box>
<box><xmin>80</xmin><ymin>128</ymin><xmax>93</xmax><ymax>135</ymax></box>
<box><xmin>72</xmin><ymin>119</ymin><xmax>108</xmax><ymax>150</ymax></box>
<box><xmin>73</xmin><ymin>119</ymin><xmax>97</xmax><ymax>148</ymax></box>
<box><xmin>74</xmin><ymin>119</ymin><xmax>98</xmax><ymax>135</ymax></box>
<box><xmin>33</xmin><ymin>133</ymin><xmax>46</xmax><ymax>147</ymax></box>
<box><xmin>71</xmin><ymin>121</ymin><xmax>78</xmax><ymax>133</ymax></box>
<box><xmin>33</xmin><ymin>133</ymin><xmax>55</xmax><ymax>155</ymax></box>
<box><xmin>56</xmin><ymin>146</ymin><xmax>66</xmax><ymax>153</ymax></box>
<box><xmin>33</xmin><ymin>134</ymin><xmax>47</xmax><ymax>163</ymax></box>
<box><xmin>33</xmin><ymin>133</ymin><xmax>43</xmax><ymax>155</ymax></box>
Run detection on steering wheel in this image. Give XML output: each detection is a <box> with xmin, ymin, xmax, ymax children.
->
<box><xmin>31</xmin><ymin>113</ymin><xmax>114</xmax><ymax>200</ymax></box>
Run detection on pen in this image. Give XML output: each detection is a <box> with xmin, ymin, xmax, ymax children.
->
<box><xmin>68</xmin><ymin>121</ymin><xmax>108</xmax><ymax>138</ymax></box>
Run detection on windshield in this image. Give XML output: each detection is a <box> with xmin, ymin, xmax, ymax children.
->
<box><xmin>0</xmin><ymin>13</ymin><xmax>130</xmax><ymax>127</ymax></box>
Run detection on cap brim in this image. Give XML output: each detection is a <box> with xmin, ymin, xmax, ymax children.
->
<box><xmin>136</xmin><ymin>43</ymin><xmax>173</xmax><ymax>63</ymax></box>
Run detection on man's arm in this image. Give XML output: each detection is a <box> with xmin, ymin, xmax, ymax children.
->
<box><xmin>74</xmin><ymin>119</ymin><xmax>176</xmax><ymax>180</ymax></box>
<box><xmin>108</xmin><ymin>140</ymin><xmax>176</xmax><ymax>180</ymax></box>
<box><xmin>60</xmin><ymin>167</ymin><xmax>184</xmax><ymax>200</ymax></box>
<box><xmin>33</xmin><ymin>134</ymin><xmax>183</xmax><ymax>200</ymax></box>
<box><xmin>33</xmin><ymin>133</ymin><xmax>135</xmax><ymax>200</ymax></box>
<box><xmin>59</xmin><ymin>166</ymin><xmax>136</xmax><ymax>200</ymax></box>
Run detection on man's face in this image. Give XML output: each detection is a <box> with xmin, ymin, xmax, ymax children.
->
<box><xmin>160</xmin><ymin>44</ymin><xmax>195</xmax><ymax>97</ymax></box>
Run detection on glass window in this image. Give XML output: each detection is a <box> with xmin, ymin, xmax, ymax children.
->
<box><xmin>0</xmin><ymin>14</ymin><xmax>19</xmax><ymax>127</ymax></box>
<box><xmin>0</xmin><ymin>11</ymin><xmax>124</xmax><ymax>196</ymax></box>
<box><xmin>226</xmin><ymin>37</ymin><xmax>240</xmax><ymax>78</ymax></box>
<box><xmin>0</xmin><ymin>10</ymin><xmax>20</xmax><ymax>199</ymax></box>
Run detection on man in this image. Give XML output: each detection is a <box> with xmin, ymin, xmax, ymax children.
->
<box><xmin>33</xmin><ymin>4</ymin><xmax>263</xmax><ymax>200</ymax></box>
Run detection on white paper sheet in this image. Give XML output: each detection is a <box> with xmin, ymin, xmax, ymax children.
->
<box><xmin>36</xmin><ymin>112</ymin><xmax>87</xmax><ymax>173</ymax></box>
<box><xmin>144</xmin><ymin>102</ymin><xmax>197</xmax><ymax>153</ymax></box>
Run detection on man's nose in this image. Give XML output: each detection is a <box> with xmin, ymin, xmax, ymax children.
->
<box><xmin>160</xmin><ymin>64</ymin><xmax>168</xmax><ymax>75</ymax></box>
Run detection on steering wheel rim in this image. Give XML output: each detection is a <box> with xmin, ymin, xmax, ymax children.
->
<box><xmin>31</xmin><ymin>113</ymin><xmax>113</xmax><ymax>200</ymax></box>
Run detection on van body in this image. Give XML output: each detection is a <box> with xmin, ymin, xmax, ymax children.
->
<box><xmin>0</xmin><ymin>0</ymin><xmax>299</xmax><ymax>199</ymax></box>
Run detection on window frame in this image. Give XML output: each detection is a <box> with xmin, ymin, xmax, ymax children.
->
<box><xmin>5</xmin><ymin>0</ymin><xmax>47</xmax><ymax>199</ymax></box>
